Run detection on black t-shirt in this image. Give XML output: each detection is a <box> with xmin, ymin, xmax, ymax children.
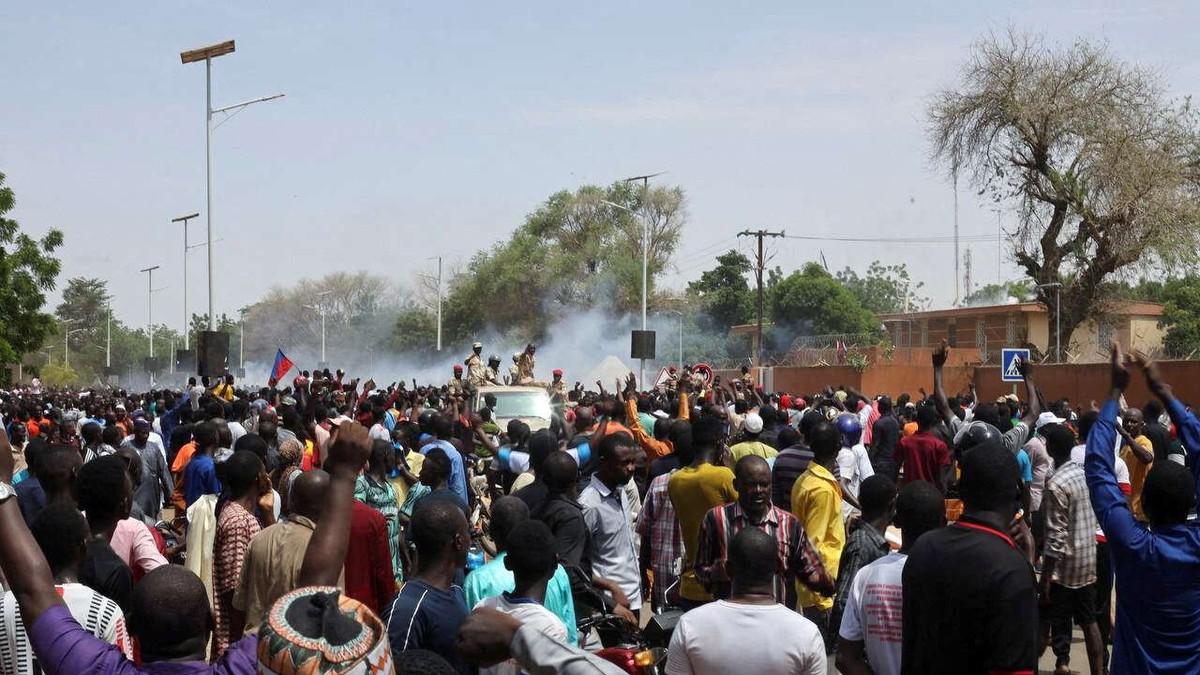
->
<box><xmin>1144</xmin><ymin>421</ymin><xmax>1172</xmax><ymax>463</ymax></box>
<box><xmin>79</xmin><ymin>537</ymin><xmax>133</xmax><ymax>612</ymax></box>
<box><xmin>871</xmin><ymin>415</ymin><xmax>901</xmax><ymax>468</ymax></box>
<box><xmin>901</xmin><ymin>515</ymin><xmax>1037</xmax><ymax>675</ymax></box>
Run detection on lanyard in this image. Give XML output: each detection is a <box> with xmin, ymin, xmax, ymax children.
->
<box><xmin>953</xmin><ymin>520</ymin><xmax>1016</xmax><ymax>549</ymax></box>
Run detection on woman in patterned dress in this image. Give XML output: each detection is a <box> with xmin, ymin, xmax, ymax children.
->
<box><xmin>354</xmin><ymin>440</ymin><xmax>402</xmax><ymax>584</ymax></box>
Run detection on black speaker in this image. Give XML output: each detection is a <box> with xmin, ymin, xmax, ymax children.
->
<box><xmin>176</xmin><ymin>349</ymin><xmax>196</xmax><ymax>373</ymax></box>
<box><xmin>631</xmin><ymin>330</ymin><xmax>656</xmax><ymax>360</ymax></box>
<box><xmin>142</xmin><ymin>357</ymin><xmax>162</xmax><ymax>374</ymax></box>
<box><xmin>197</xmin><ymin>331</ymin><xmax>230</xmax><ymax>377</ymax></box>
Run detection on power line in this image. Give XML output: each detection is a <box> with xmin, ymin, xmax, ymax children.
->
<box><xmin>782</xmin><ymin>233</ymin><xmax>995</xmax><ymax>244</ymax></box>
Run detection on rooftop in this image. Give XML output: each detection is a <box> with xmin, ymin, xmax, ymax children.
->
<box><xmin>878</xmin><ymin>300</ymin><xmax>1163</xmax><ymax>322</ymax></box>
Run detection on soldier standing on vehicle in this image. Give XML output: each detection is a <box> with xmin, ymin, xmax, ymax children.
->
<box><xmin>517</xmin><ymin>344</ymin><xmax>537</xmax><ymax>385</ymax></box>
<box><xmin>448</xmin><ymin>365</ymin><xmax>467</xmax><ymax>397</ymax></box>
<box><xmin>549</xmin><ymin>369</ymin><xmax>567</xmax><ymax>398</ymax></box>
<box><xmin>466</xmin><ymin>342</ymin><xmax>488</xmax><ymax>388</ymax></box>
<box><xmin>485</xmin><ymin>355</ymin><xmax>502</xmax><ymax>385</ymax></box>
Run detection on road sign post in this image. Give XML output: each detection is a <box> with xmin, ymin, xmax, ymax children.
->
<box><xmin>1001</xmin><ymin>348</ymin><xmax>1031</xmax><ymax>383</ymax></box>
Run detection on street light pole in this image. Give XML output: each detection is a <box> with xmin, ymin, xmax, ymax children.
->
<box><xmin>105</xmin><ymin>304</ymin><xmax>111</xmax><ymax>369</ymax></box>
<box><xmin>172</xmin><ymin>212</ymin><xmax>200</xmax><ymax>348</ymax></box>
<box><xmin>141</xmin><ymin>266</ymin><xmax>160</xmax><ymax>359</ymax></box>
<box><xmin>62</xmin><ymin>320</ymin><xmax>77</xmax><ymax>369</ymax></box>
<box><xmin>181</xmin><ymin>40</ymin><xmax>283</xmax><ymax>332</ymax></box>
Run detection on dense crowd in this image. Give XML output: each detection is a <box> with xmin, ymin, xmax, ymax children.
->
<box><xmin>0</xmin><ymin>339</ymin><xmax>1198</xmax><ymax>674</ymax></box>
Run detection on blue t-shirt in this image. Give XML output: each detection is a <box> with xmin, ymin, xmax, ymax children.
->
<box><xmin>422</xmin><ymin>440</ymin><xmax>468</xmax><ymax>505</ymax></box>
<box><xmin>183</xmin><ymin>454</ymin><xmax>221</xmax><ymax>507</ymax></box>
<box><xmin>380</xmin><ymin>580</ymin><xmax>468</xmax><ymax>673</ymax></box>
<box><xmin>1016</xmin><ymin>449</ymin><xmax>1034</xmax><ymax>484</ymax></box>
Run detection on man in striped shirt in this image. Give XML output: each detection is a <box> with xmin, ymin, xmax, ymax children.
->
<box><xmin>1</xmin><ymin>503</ymin><xmax>131</xmax><ymax>673</ymax></box>
<box><xmin>695</xmin><ymin>455</ymin><xmax>833</xmax><ymax>607</ymax></box>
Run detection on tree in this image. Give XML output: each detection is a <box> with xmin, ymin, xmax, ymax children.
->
<box><xmin>835</xmin><ymin>261</ymin><xmax>927</xmax><ymax>314</ymax></box>
<box><xmin>0</xmin><ymin>172</ymin><xmax>64</xmax><ymax>365</ymax></box>
<box><xmin>40</xmin><ymin>362</ymin><xmax>78</xmax><ymax>388</ymax></box>
<box><xmin>391</xmin><ymin>305</ymin><xmax>438</xmax><ymax>355</ymax></box>
<box><xmin>439</xmin><ymin>181</ymin><xmax>687</xmax><ymax>344</ymax></box>
<box><xmin>930</xmin><ymin>31</ymin><xmax>1200</xmax><ymax>356</ymax></box>
<box><xmin>769</xmin><ymin>263</ymin><xmax>881</xmax><ymax>337</ymax></box>
<box><xmin>687</xmin><ymin>250</ymin><xmax>753</xmax><ymax>330</ymax></box>
<box><xmin>1158</xmin><ymin>275</ymin><xmax>1200</xmax><ymax>358</ymax></box>
<box><xmin>961</xmin><ymin>280</ymin><xmax>1035</xmax><ymax>306</ymax></box>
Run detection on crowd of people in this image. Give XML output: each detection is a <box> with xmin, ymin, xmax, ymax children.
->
<box><xmin>0</xmin><ymin>339</ymin><xmax>1198</xmax><ymax>674</ymax></box>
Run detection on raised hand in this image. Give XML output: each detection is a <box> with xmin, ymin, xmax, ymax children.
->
<box><xmin>326</xmin><ymin>420</ymin><xmax>371</xmax><ymax>473</ymax></box>
<box><xmin>932</xmin><ymin>339</ymin><xmax>949</xmax><ymax>368</ymax></box>
<box><xmin>1110</xmin><ymin>343</ymin><xmax>1131</xmax><ymax>393</ymax></box>
<box><xmin>1133</xmin><ymin>350</ymin><xmax>1171</xmax><ymax>400</ymax></box>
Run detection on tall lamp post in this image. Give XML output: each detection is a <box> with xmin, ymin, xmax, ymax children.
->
<box><xmin>140</xmin><ymin>266</ymin><xmax>161</xmax><ymax>361</ymax></box>
<box><xmin>303</xmin><ymin>290</ymin><xmax>334</xmax><ymax>366</ymax></box>
<box><xmin>1037</xmin><ymin>282</ymin><xmax>1063</xmax><ymax>362</ymax></box>
<box><xmin>602</xmin><ymin>197</ymin><xmax>653</xmax><ymax>384</ymax></box>
<box><xmin>180</xmin><ymin>40</ymin><xmax>283</xmax><ymax>332</ymax></box>
<box><xmin>172</xmin><ymin>212</ymin><xmax>200</xmax><ymax>348</ymax></box>
<box><xmin>64</xmin><ymin>327</ymin><xmax>84</xmax><ymax>369</ymax></box>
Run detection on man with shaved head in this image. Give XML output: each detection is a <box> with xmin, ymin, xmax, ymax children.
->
<box><xmin>695</xmin><ymin>455</ymin><xmax>833</xmax><ymax>607</ymax></box>
<box><xmin>233</xmin><ymin>470</ymin><xmax>330</xmax><ymax>633</ymax></box>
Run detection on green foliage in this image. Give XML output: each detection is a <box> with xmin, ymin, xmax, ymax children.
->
<box><xmin>0</xmin><ymin>172</ymin><xmax>63</xmax><ymax>365</ymax></box>
<box><xmin>835</xmin><ymin>261</ymin><xmax>926</xmax><ymax>314</ymax></box>
<box><xmin>961</xmin><ymin>281</ymin><xmax>1035</xmax><ymax>306</ymax></box>
<box><xmin>439</xmin><ymin>182</ymin><xmax>686</xmax><ymax>344</ymax></box>
<box><xmin>392</xmin><ymin>305</ymin><xmax>438</xmax><ymax>354</ymax></box>
<box><xmin>1159</xmin><ymin>275</ymin><xmax>1200</xmax><ymax>358</ymax></box>
<box><xmin>769</xmin><ymin>263</ymin><xmax>880</xmax><ymax>336</ymax></box>
<box><xmin>846</xmin><ymin>351</ymin><xmax>870</xmax><ymax>373</ymax></box>
<box><xmin>40</xmin><ymin>362</ymin><xmax>78</xmax><ymax>388</ymax></box>
<box><xmin>687</xmin><ymin>250</ymin><xmax>753</xmax><ymax>330</ymax></box>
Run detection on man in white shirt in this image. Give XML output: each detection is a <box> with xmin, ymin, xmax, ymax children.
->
<box><xmin>667</xmin><ymin>527</ymin><xmax>825</xmax><ymax>675</ymax></box>
<box><xmin>837</xmin><ymin>414</ymin><xmax>875</xmax><ymax>518</ymax></box>
<box><xmin>474</xmin><ymin>519</ymin><xmax>568</xmax><ymax>675</ymax></box>
<box><xmin>1</xmin><ymin>503</ymin><xmax>132</xmax><ymax>672</ymax></box>
<box><xmin>836</xmin><ymin>480</ymin><xmax>946</xmax><ymax>675</ymax></box>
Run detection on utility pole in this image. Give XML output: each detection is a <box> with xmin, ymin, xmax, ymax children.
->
<box><xmin>737</xmin><ymin>229</ymin><xmax>785</xmax><ymax>367</ymax></box>
<box><xmin>953</xmin><ymin>173</ymin><xmax>960</xmax><ymax>305</ymax></box>
<box><xmin>172</xmin><ymin>212</ymin><xmax>200</xmax><ymax>348</ymax></box>
<box><xmin>435</xmin><ymin>257</ymin><xmax>443</xmax><ymax>352</ymax></box>
<box><xmin>963</xmin><ymin>248</ymin><xmax>973</xmax><ymax>300</ymax></box>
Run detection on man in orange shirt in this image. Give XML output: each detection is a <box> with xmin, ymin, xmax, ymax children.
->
<box><xmin>623</xmin><ymin>374</ymin><xmax>689</xmax><ymax>463</ymax></box>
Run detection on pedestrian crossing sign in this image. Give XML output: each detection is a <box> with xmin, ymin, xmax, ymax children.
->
<box><xmin>1001</xmin><ymin>348</ymin><xmax>1030</xmax><ymax>382</ymax></box>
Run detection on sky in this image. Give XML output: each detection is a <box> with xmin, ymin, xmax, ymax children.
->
<box><xmin>2</xmin><ymin>1</ymin><xmax>1198</xmax><ymax>334</ymax></box>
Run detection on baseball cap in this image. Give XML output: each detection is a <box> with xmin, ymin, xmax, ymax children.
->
<box><xmin>1036</xmin><ymin>411</ymin><xmax>1066</xmax><ymax>430</ymax></box>
<box><xmin>743</xmin><ymin>413</ymin><xmax>764</xmax><ymax>434</ymax></box>
<box><xmin>472</xmin><ymin>341</ymin><xmax>482</xmax><ymax>349</ymax></box>
<box><xmin>652</xmin><ymin>410</ymin><xmax>669</xmax><ymax>420</ymax></box>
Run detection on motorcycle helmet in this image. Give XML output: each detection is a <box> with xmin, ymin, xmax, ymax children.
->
<box><xmin>835</xmin><ymin>413</ymin><xmax>863</xmax><ymax>448</ymax></box>
<box><xmin>954</xmin><ymin>420</ymin><xmax>1001</xmax><ymax>459</ymax></box>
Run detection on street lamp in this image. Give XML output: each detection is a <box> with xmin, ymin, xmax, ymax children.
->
<box><xmin>1037</xmin><ymin>282</ymin><xmax>1063</xmax><ymax>363</ymax></box>
<box><xmin>601</xmin><ymin>198</ymin><xmax>651</xmax><ymax>384</ymax></box>
<box><xmin>303</xmin><ymin>290</ymin><xmax>334</xmax><ymax>366</ymax></box>
<box><xmin>140</xmin><ymin>266</ymin><xmax>161</xmax><ymax>361</ymax></box>
<box><xmin>172</xmin><ymin>212</ymin><xmax>200</xmax><ymax>348</ymax></box>
<box><xmin>180</xmin><ymin>39</ymin><xmax>284</xmax><ymax>331</ymax></box>
<box><xmin>64</xmin><ymin>327</ymin><xmax>85</xmax><ymax>369</ymax></box>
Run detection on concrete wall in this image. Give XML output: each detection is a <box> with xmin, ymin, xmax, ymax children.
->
<box><xmin>720</xmin><ymin>359</ymin><xmax>1200</xmax><ymax>409</ymax></box>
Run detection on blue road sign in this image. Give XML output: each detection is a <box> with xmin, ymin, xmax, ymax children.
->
<box><xmin>1001</xmin><ymin>348</ymin><xmax>1031</xmax><ymax>382</ymax></box>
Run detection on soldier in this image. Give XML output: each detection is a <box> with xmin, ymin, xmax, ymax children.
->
<box><xmin>739</xmin><ymin>365</ymin><xmax>755</xmax><ymax>390</ymax></box>
<box><xmin>549</xmin><ymin>368</ymin><xmax>567</xmax><ymax>398</ymax></box>
<box><xmin>466</xmin><ymin>341</ymin><xmax>488</xmax><ymax>387</ymax></box>
<box><xmin>689</xmin><ymin>364</ymin><xmax>707</xmax><ymax>393</ymax></box>
<box><xmin>508</xmin><ymin>353</ymin><xmax>521</xmax><ymax>385</ymax></box>
<box><xmin>663</xmin><ymin>366</ymin><xmax>680</xmax><ymax>394</ymax></box>
<box><xmin>485</xmin><ymin>355</ymin><xmax>502</xmax><ymax>385</ymax></box>
<box><xmin>516</xmin><ymin>343</ymin><xmax>537</xmax><ymax>385</ymax></box>
<box><xmin>448</xmin><ymin>364</ymin><xmax>467</xmax><ymax>396</ymax></box>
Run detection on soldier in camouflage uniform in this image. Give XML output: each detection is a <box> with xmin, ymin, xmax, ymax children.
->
<box><xmin>465</xmin><ymin>341</ymin><xmax>488</xmax><ymax>388</ymax></box>
<box><xmin>548</xmin><ymin>368</ymin><xmax>567</xmax><ymax>398</ymax></box>
<box><xmin>516</xmin><ymin>344</ymin><xmax>537</xmax><ymax>385</ymax></box>
<box><xmin>485</xmin><ymin>355</ymin><xmax>502</xmax><ymax>385</ymax></box>
<box><xmin>447</xmin><ymin>364</ymin><xmax>467</xmax><ymax>396</ymax></box>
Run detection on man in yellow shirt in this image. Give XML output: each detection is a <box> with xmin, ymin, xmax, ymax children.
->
<box><xmin>729</xmin><ymin>413</ymin><xmax>778</xmax><ymax>464</ymax></box>
<box><xmin>668</xmin><ymin>416</ymin><xmax>738</xmax><ymax>609</ymax></box>
<box><xmin>211</xmin><ymin>373</ymin><xmax>236</xmax><ymax>402</ymax></box>
<box><xmin>1119</xmin><ymin>407</ymin><xmax>1155</xmax><ymax>522</ymax></box>
<box><xmin>791</xmin><ymin>418</ymin><xmax>844</xmax><ymax>650</ymax></box>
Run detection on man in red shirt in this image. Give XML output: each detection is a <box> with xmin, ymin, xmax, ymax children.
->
<box><xmin>344</xmin><ymin>499</ymin><xmax>395</xmax><ymax>613</ymax></box>
<box><xmin>897</xmin><ymin>405</ymin><xmax>953</xmax><ymax>495</ymax></box>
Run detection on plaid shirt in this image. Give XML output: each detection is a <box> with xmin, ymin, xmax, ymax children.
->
<box><xmin>636</xmin><ymin>471</ymin><xmax>683</xmax><ymax>608</ymax></box>
<box><xmin>694</xmin><ymin>501</ymin><xmax>832</xmax><ymax>605</ymax></box>
<box><xmin>1043</xmin><ymin>460</ymin><xmax>1098</xmax><ymax>588</ymax></box>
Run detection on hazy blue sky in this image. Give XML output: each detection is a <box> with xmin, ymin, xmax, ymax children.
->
<box><xmin>2</xmin><ymin>1</ymin><xmax>1197</xmax><ymax>331</ymax></box>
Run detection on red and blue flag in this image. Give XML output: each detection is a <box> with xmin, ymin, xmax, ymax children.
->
<box><xmin>270</xmin><ymin>349</ymin><xmax>294</xmax><ymax>384</ymax></box>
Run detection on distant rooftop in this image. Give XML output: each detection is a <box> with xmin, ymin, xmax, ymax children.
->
<box><xmin>878</xmin><ymin>300</ymin><xmax>1163</xmax><ymax>322</ymax></box>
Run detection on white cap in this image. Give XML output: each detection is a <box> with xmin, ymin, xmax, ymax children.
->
<box><xmin>1036</xmin><ymin>411</ymin><xmax>1066</xmax><ymax>430</ymax></box>
<box><xmin>743</xmin><ymin>413</ymin><xmax>764</xmax><ymax>434</ymax></box>
<box><xmin>651</xmin><ymin>410</ymin><xmax>670</xmax><ymax>420</ymax></box>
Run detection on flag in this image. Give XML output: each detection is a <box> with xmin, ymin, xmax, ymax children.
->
<box><xmin>270</xmin><ymin>349</ymin><xmax>294</xmax><ymax>384</ymax></box>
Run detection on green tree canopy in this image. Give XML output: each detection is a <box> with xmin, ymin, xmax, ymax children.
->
<box><xmin>835</xmin><ymin>261</ymin><xmax>926</xmax><ymax>314</ymax></box>
<box><xmin>687</xmin><ymin>250</ymin><xmax>753</xmax><ymax>330</ymax></box>
<box><xmin>0</xmin><ymin>172</ymin><xmax>63</xmax><ymax>367</ymax></box>
<box><xmin>1159</xmin><ymin>275</ymin><xmax>1200</xmax><ymax>358</ymax></box>
<box><xmin>769</xmin><ymin>263</ymin><xmax>880</xmax><ymax>337</ymax></box>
